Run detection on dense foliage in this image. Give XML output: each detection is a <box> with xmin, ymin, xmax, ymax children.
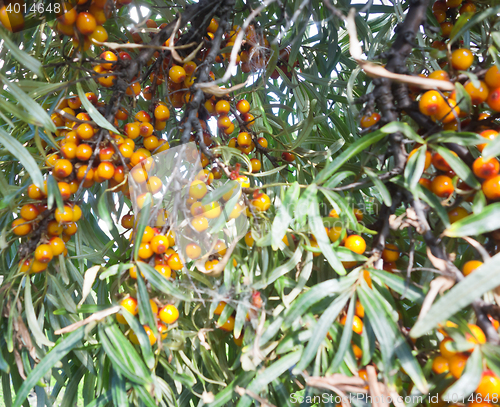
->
<box><xmin>2</xmin><ymin>0</ymin><xmax>500</xmax><ymax>406</ymax></box>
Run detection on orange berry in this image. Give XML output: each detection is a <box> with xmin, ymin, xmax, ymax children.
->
<box><xmin>439</xmin><ymin>337</ymin><xmax>457</xmax><ymax>359</ymax></box>
<box><xmin>473</xmin><ymin>156</ymin><xmax>500</xmax><ymax>179</ymax></box>
<box><xmin>236</xmin><ymin>99</ymin><xmax>250</xmax><ymax>114</ymax></box>
<box><xmin>408</xmin><ymin>149</ymin><xmax>432</xmax><ymax>170</ymax></box>
<box><xmin>185</xmin><ymin>243</ymin><xmax>201</xmax><ymax>259</ymax></box>
<box><xmin>20</xmin><ymin>204</ymin><xmax>39</xmax><ymax>221</ymax></box>
<box><xmin>464</xmin><ymin>80</ymin><xmax>489</xmax><ymax>105</ymax></box>
<box><xmin>154</xmin><ymin>264</ymin><xmax>171</xmax><ymax>279</ymax></box>
<box><xmin>154</xmin><ymin>104</ymin><xmax>170</xmax><ymax>121</ymax></box>
<box><xmin>435</xmin><ymin>99</ymin><xmax>460</xmax><ymax>123</ymax></box>
<box><xmin>451</xmin><ymin>49</ymin><xmax>474</xmax><ymax>70</ymax></box>
<box><xmin>465</xmin><ymin>323</ymin><xmax>486</xmax><ymax>346</ymax></box>
<box><xmin>189</xmin><ymin>180</ymin><xmax>207</xmax><ymax>199</ymax></box>
<box><xmin>344</xmin><ymin>235</ymin><xmax>366</xmax><ymax>255</ymax></box>
<box><xmin>449</xmin><ymin>353</ymin><xmax>469</xmax><ymax>378</ymax></box>
<box><xmin>55</xmin><ymin>205</ymin><xmax>74</xmax><ymax>223</ymax></box>
<box><xmin>462</xmin><ymin>260</ymin><xmax>483</xmax><ymax>276</ymax></box>
<box><xmin>244</xmin><ymin>231</ymin><xmax>254</xmax><ymax>247</ymax></box>
<box><xmin>35</xmin><ymin>244</ymin><xmax>53</xmax><ymax>263</ymax></box>
<box><xmin>440</xmin><ymin>22</ymin><xmax>454</xmax><ymax>37</ymax></box>
<box><xmin>476</xmin><ymin>370</ymin><xmax>500</xmax><ymax>399</ymax></box>
<box><xmin>459</xmin><ymin>1</ymin><xmax>476</xmax><ymax>12</ymax></box>
<box><xmin>12</xmin><ymin>218</ymin><xmax>32</xmax><ymax>236</ymax></box>
<box><xmin>251</xmin><ymin>193</ymin><xmax>271</xmax><ymax>212</ymax></box>
<box><xmin>215</xmin><ymin>100</ymin><xmax>230</xmax><ymax>115</ymax></box>
<box><xmin>482</xmin><ymin>174</ymin><xmax>500</xmax><ymax>200</ymax></box>
<box><xmin>139</xmin><ymin>122</ymin><xmax>154</xmax><ymax>138</ymax></box>
<box><xmin>485</xmin><ymin>66</ymin><xmax>500</xmax><ymax>89</ymax></box>
<box><xmin>167</xmin><ymin>252</ymin><xmax>183</xmax><ymax>271</ymax></box>
<box><xmin>217</xmin><ymin>115</ymin><xmax>232</xmax><ymax>129</ymax></box>
<box><xmin>97</xmin><ymin>162</ymin><xmax>115</xmax><ymax>180</ymax></box>
<box><xmin>419</xmin><ymin>90</ymin><xmax>445</xmax><ymax>116</ymax></box>
<box><xmin>31</xmin><ymin>260</ymin><xmax>48</xmax><ymax>273</ymax></box>
<box><xmin>76</xmin><ymin>144</ymin><xmax>93</xmax><ymax>161</ymax></box>
<box><xmin>191</xmin><ymin>216</ymin><xmax>209</xmax><ymax>232</ymax></box>
<box><xmin>431</xmin><ymin>175</ymin><xmax>454</xmax><ymax>198</ymax></box>
<box><xmin>488</xmin><ymin>87</ymin><xmax>500</xmax><ymax>111</ymax></box>
<box><xmin>218</xmin><ymin>316</ymin><xmax>235</xmax><ymax>332</ymax></box>
<box><xmin>340</xmin><ymin>314</ymin><xmax>364</xmax><ymax>334</ymax></box>
<box><xmin>77</xmin><ymin>123</ymin><xmax>95</xmax><ymax>140</ymax></box>
<box><xmin>49</xmin><ymin>236</ymin><xmax>66</xmax><ymax>256</ymax></box>
<box><xmin>257</xmin><ymin>137</ymin><xmax>268</xmax><ymax>149</ymax></box>
<box><xmin>138</xmin><ymin>242</ymin><xmax>153</xmax><ymax>259</ymax></box>
<box><xmin>250</xmin><ymin>158</ymin><xmax>262</xmax><ymax>172</ymax></box>
<box><xmin>448</xmin><ymin>206</ymin><xmax>469</xmax><ymax>223</ymax></box>
<box><xmin>207</xmin><ymin>18</ymin><xmax>219</xmax><ymax>33</ymax></box>
<box><xmin>419</xmin><ymin>177</ymin><xmax>432</xmax><ymax>190</ymax></box>
<box><xmin>382</xmin><ymin>243</ymin><xmax>399</xmax><ymax>262</ymax></box>
<box><xmin>100</xmin><ymin>51</ymin><xmax>117</xmax><ymax>70</ymax></box>
<box><xmin>432</xmin><ymin>356</ymin><xmax>449</xmax><ymax>375</ymax></box>
<box><xmin>151</xmin><ymin>235</ymin><xmax>168</xmax><ymax>254</ymax></box>
<box><xmin>28</xmin><ymin>184</ymin><xmax>45</xmax><ymax>200</ymax></box>
<box><xmin>478</xmin><ymin>129</ymin><xmax>499</xmax><ymax>152</ymax></box>
<box><xmin>282</xmin><ymin>152</ymin><xmax>295</xmax><ymax>162</ymax></box>
<box><xmin>89</xmin><ymin>26</ymin><xmax>108</xmax><ymax>43</ymax></box>
<box><xmin>355</xmin><ymin>301</ymin><xmax>364</xmax><ymax>318</ymax></box>
<box><xmin>76</xmin><ymin>12</ymin><xmax>96</xmax><ymax>35</ymax></box>
<box><xmin>237</xmin><ymin>132</ymin><xmax>251</xmax><ymax>147</ymax></box>
<box><xmin>53</xmin><ymin>159</ymin><xmax>73</xmax><ymax>178</ymax></box>
<box><xmin>169</xmin><ymin>66</ymin><xmax>186</xmax><ymax>84</ymax></box>
<box><xmin>360</xmin><ymin>112</ymin><xmax>381</xmax><ymax>128</ymax></box>
<box><xmin>159</xmin><ymin>304</ymin><xmax>179</xmax><ymax>324</ymax></box>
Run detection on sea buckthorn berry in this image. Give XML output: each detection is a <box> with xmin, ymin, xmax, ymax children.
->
<box><xmin>407</xmin><ymin>149</ymin><xmax>432</xmax><ymax>170</ymax></box>
<box><xmin>154</xmin><ymin>104</ymin><xmax>170</xmax><ymax>121</ymax></box>
<box><xmin>71</xmin><ymin>205</ymin><xmax>82</xmax><ymax>222</ymax></box>
<box><xmin>189</xmin><ymin>180</ymin><xmax>207</xmax><ymax>199</ymax></box>
<box><xmin>448</xmin><ymin>206</ymin><xmax>469</xmax><ymax>224</ymax></box>
<box><xmin>121</xmin><ymin>214</ymin><xmax>134</xmax><ymax>229</ymax></box>
<box><xmin>191</xmin><ymin>216</ymin><xmax>209</xmax><ymax>232</ymax></box>
<box><xmin>282</xmin><ymin>152</ymin><xmax>296</xmax><ymax>162</ymax></box>
<box><xmin>186</xmin><ymin>243</ymin><xmax>201</xmax><ymax>259</ymax></box>
<box><xmin>464</xmin><ymin>80</ymin><xmax>489</xmax><ymax>105</ymax></box>
<box><xmin>124</xmin><ymin>122</ymin><xmax>140</xmax><ymax>139</ymax></box>
<box><xmin>431</xmin><ymin>40</ymin><xmax>447</xmax><ymax>50</ymax></box>
<box><xmin>60</xmin><ymin>142</ymin><xmax>77</xmax><ymax>160</ymax></box>
<box><xmin>431</xmin><ymin>152</ymin><xmax>453</xmax><ymax>172</ymax></box>
<box><xmin>159</xmin><ymin>304</ymin><xmax>179</xmax><ymax>324</ymax></box>
<box><xmin>476</xmin><ymin>371</ymin><xmax>500</xmax><ymax>399</ymax></box>
<box><xmin>97</xmin><ymin>162</ymin><xmax>115</xmax><ymax>180</ymax></box>
<box><xmin>77</xmin><ymin>123</ymin><xmax>95</xmax><ymax>140</ymax></box>
<box><xmin>89</xmin><ymin>26</ymin><xmax>108</xmax><ymax>43</ymax></box>
<box><xmin>207</xmin><ymin>18</ymin><xmax>218</xmax><ymax>33</ymax></box>
<box><xmin>155</xmin><ymin>264</ymin><xmax>171</xmax><ymax>279</ymax></box>
<box><xmin>432</xmin><ymin>356</ymin><xmax>449</xmax><ymax>375</ymax></box>
<box><xmin>99</xmin><ymin>147</ymin><xmax>114</xmax><ymax>162</ymax></box>
<box><xmin>57</xmin><ymin>2</ymin><xmax>77</xmax><ymax>25</ymax></box>
<box><xmin>439</xmin><ymin>337</ymin><xmax>457</xmax><ymax>359</ymax></box>
<box><xmin>482</xmin><ymin>175</ymin><xmax>500</xmax><ymax>200</ymax></box>
<box><xmin>35</xmin><ymin>244</ymin><xmax>53</xmax><ymax>264</ymax></box>
<box><xmin>250</xmin><ymin>158</ymin><xmax>262</xmax><ymax>173</ymax></box>
<box><xmin>76</xmin><ymin>12</ymin><xmax>96</xmax><ymax>35</ymax></box>
<box><xmin>77</xmin><ymin>165</ymin><xmax>94</xmax><ymax>181</ymax></box>
<box><xmin>219</xmin><ymin>316</ymin><xmax>235</xmax><ymax>332</ymax></box>
<box><xmin>215</xmin><ymin>100</ymin><xmax>230</xmax><ymax>115</ymax></box>
<box><xmin>47</xmin><ymin>220</ymin><xmax>62</xmax><ymax>236</ymax></box>
<box><xmin>76</xmin><ymin>144</ymin><xmax>93</xmax><ymax>161</ymax></box>
<box><xmin>28</xmin><ymin>184</ymin><xmax>44</xmax><ymax>200</ymax></box>
<box><xmin>151</xmin><ymin>235</ymin><xmax>168</xmax><ymax>254</ymax></box>
<box><xmin>244</xmin><ymin>231</ymin><xmax>254</xmax><ymax>247</ymax></box>
<box><xmin>131</xmin><ymin>167</ymin><xmax>148</xmax><ymax>184</ymax></box>
<box><xmin>419</xmin><ymin>90</ymin><xmax>445</xmax><ymax>116</ymax></box>
<box><xmin>31</xmin><ymin>260</ymin><xmax>48</xmax><ymax>273</ymax></box>
<box><xmin>478</xmin><ymin>129</ymin><xmax>499</xmax><ymax>152</ymax></box>
<box><xmin>460</xmin><ymin>1</ymin><xmax>476</xmax><ymax>12</ymax></box>
<box><xmin>485</xmin><ymin>66</ymin><xmax>500</xmax><ymax>89</ymax></box>
<box><xmin>116</xmin><ymin>297</ymin><xmax>138</xmax><ymax>324</ymax></box>
<box><xmin>345</xmin><ymin>235</ymin><xmax>366</xmax><ymax>255</ymax></box>
<box><xmin>488</xmin><ymin>87</ymin><xmax>500</xmax><ymax>111</ymax></box>
<box><xmin>440</xmin><ymin>22</ymin><xmax>454</xmax><ymax>37</ymax></box>
<box><xmin>183</xmin><ymin>61</ymin><xmax>197</xmax><ymax>75</ymax></box>
<box><xmin>382</xmin><ymin>243</ymin><xmax>399</xmax><ymax>262</ymax></box>
<box><xmin>20</xmin><ymin>204</ymin><xmax>39</xmax><ymax>221</ymax></box>
<box><xmin>140</xmin><ymin>226</ymin><xmax>154</xmax><ymax>243</ymax></box>
<box><xmin>146</xmin><ymin>176</ymin><xmax>163</xmax><ymax>194</ymax></box>
<box><xmin>100</xmin><ymin>51</ymin><xmax>117</xmax><ymax>70</ymax></box>
<box><xmin>449</xmin><ymin>353</ymin><xmax>468</xmax><ymax>378</ymax></box>
<box><xmin>139</xmin><ymin>122</ymin><xmax>154</xmax><ymax>137</ymax></box>
<box><xmin>328</xmin><ymin>226</ymin><xmax>343</xmax><ymax>243</ymax></box>
<box><xmin>138</xmin><ymin>242</ymin><xmax>153</xmax><ymax>259</ymax></box>
<box><xmin>237</xmin><ymin>132</ymin><xmax>251</xmax><ymax>147</ymax></box>
<box><xmin>446</xmin><ymin>0</ymin><xmax>462</xmax><ymax>7</ymax></box>
<box><xmin>167</xmin><ymin>252</ymin><xmax>183</xmax><ymax>271</ymax></box>
<box><xmin>463</xmin><ymin>260</ymin><xmax>482</xmax><ymax>276</ymax></box>
<box><xmin>360</xmin><ymin>112</ymin><xmax>381</xmax><ymax>128</ymax></box>
<box><xmin>465</xmin><ymin>323</ymin><xmax>486</xmax><ymax>346</ymax></box>
<box><xmin>55</xmin><ymin>205</ymin><xmax>74</xmax><ymax>223</ymax></box>
<box><xmin>340</xmin><ymin>314</ymin><xmax>363</xmax><ymax>335</ymax></box>
<box><xmin>46</xmin><ymin>154</ymin><xmax>59</xmax><ymax>167</ymax></box>
<box><xmin>54</xmin><ymin>159</ymin><xmax>73</xmax><ymax>179</ymax></box>
<box><xmin>251</xmin><ymin>193</ymin><xmax>271</xmax><ymax>212</ymax></box>
<box><xmin>257</xmin><ymin>137</ymin><xmax>268</xmax><ymax>149</ymax></box>
<box><xmin>134</xmin><ymin>110</ymin><xmax>151</xmax><ymax>123</ymax></box>
<box><xmin>435</xmin><ymin>99</ymin><xmax>460</xmax><ymax>123</ymax></box>
<box><xmin>473</xmin><ymin>157</ymin><xmax>500</xmax><ymax>179</ymax></box>
<box><xmin>49</xmin><ymin>236</ymin><xmax>66</xmax><ymax>257</ymax></box>
<box><xmin>0</xmin><ymin>0</ymin><xmax>24</xmax><ymax>32</ymax></box>
<box><xmin>236</xmin><ymin>99</ymin><xmax>250</xmax><ymax>114</ymax></box>
<box><xmin>451</xmin><ymin>48</ymin><xmax>474</xmax><ymax>70</ymax></box>
<box><xmin>431</xmin><ymin>175</ymin><xmax>454</xmax><ymax>198</ymax></box>
<box><xmin>428</xmin><ymin>71</ymin><xmax>450</xmax><ymax>83</ymax></box>
<box><xmin>169</xmin><ymin>66</ymin><xmax>186</xmax><ymax>84</ymax></box>
<box><xmin>202</xmin><ymin>201</ymin><xmax>221</xmax><ymax>219</ymax></box>
<box><xmin>12</xmin><ymin>218</ymin><xmax>32</xmax><ymax>236</ymax></box>
<box><xmin>217</xmin><ymin>115</ymin><xmax>232</xmax><ymax>129</ymax></box>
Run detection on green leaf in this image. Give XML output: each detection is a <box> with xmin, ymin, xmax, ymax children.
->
<box><xmin>110</xmin><ymin>370</ymin><xmax>128</xmax><ymax>407</ymax></box>
<box><xmin>76</xmin><ymin>82</ymin><xmax>121</xmax><ymax>135</ymax></box>
<box><xmin>449</xmin><ymin>5</ymin><xmax>500</xmax><ymax>44</ymax></box>
<box><xmin>369</xmin><ymin>269</ymin><xmax>424</xmax><ymax>303</ymax></box>
<box><xmin>253</xmin><ymin>245</ymin><xmax>304</xmax><ymax>289</ymax></box>
<box><xmin>136</xmin><ymin>271</ymin><xmax>157</xmax><ymax>341</ymax></box>
<box><xmin>272</xmin><ymin>182</ymin><xmax>300</xmax><ymax>248</ymax></box>
<box><xmin>444</xmin><ymin>202</ymin><xmax>500</xmax><ymax>237</ymax></box>
<box><xmin>328</xmin><ymin>294</ymin><xmax>356</xmax><ymax>373</ymax></box>
<box><xmin>483</xmin><ymin>131</ymin><xmax>500</xmax><ymax>160</ymax></box>
<box><xmin>292</xmin><ymin>293</ymin><xmax>349</xmax><ymax>373</ymax></box>
<box><xmin>0</xmin><ymin>127</ymin><xmax>44</xmax><ymax>189</ymax></box>
<box><xmin>404</xmin><ymin>145</ymin><xmax>427</xmax><ymax>191</ymax></box>
<box><xmin>454</xmin><ymin>83</ymin><xmax>472</xmax><ymax>115</ymax></box>
<box><xmin>133</xmin><ymin>196</ymin><xmax>152</xmax><ymax>261</ymax></box>
<box><xmin>13</xmin><ymin>328</ymin><xmax>85</xmax><ymax>407</ymax></box>
<box><xmin>365</xmin><ymin>167</ymin><xmax>392</xmax><ymax>207</ymax></box>
<box><xmin>380</xmin><ymin>122</ymin><xmax>426</xmax><ymax>144</ymax></box>
<box><xmin>315</xmin><ymin>130</ymin><xmax>386</xmax><ymax>184</ymax></box>
<box><xmin>238</xmin><ymin>351</ymin><xmax>302</xmax><ymax>407</ymax></box>
<box><xmin>0</xmin><ymin>28</ymin><xmax>44</xmax><ymax>76</ymax></box>
<box><xmin>427</xmin><ymin>131</ymin><xmax>484</xmax><ymax>146</ymax></box>
<box><xmin>0</xmin><ymin>73</ymin><xmax>56</xmax><ymax>133</ymax></box>
<box><xmin>308</xmin><ymin>196</ymin><xmax>346</xmax><ymax>275</ymax></box>
<box><xmin>433</xmin><ymin>146</ymin><xmax>480</xmax><ymax>189</ymax></box>
<box><xmin>25</xmin><ymin>278</ymin><xmax>54</xmax><ymax>347</ymax></box>
<box><xmin>411</xmin><ymin>251</ymin><xmax>500</xmax><ymax>338</ymax></box>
